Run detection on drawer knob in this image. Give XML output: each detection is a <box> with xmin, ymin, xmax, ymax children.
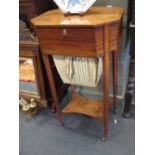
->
<box><xmin>63</xmin><ymin>29</ymin><xmax>67</xmax><ymax>36</ymax></box>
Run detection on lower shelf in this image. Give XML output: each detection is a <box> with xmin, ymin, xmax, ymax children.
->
<box><xmin>62</xmin><ymin>94</ymin><xmax>112</xmax><ymax>119</ymax></box>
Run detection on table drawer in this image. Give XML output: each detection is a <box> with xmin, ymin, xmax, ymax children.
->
<box><xmin>37</xmin><ymin>27</ymin><xmax>104</xmax><ymax>57</ymax></box>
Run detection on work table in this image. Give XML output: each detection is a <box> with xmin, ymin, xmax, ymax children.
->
<box><xmin>31</xmin><ymin>6</ymin><xmax>124</xmax><ymax>140</ymax></box>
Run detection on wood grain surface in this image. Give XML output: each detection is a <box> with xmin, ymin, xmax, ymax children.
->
<box><xmin>31</xmin><ymin>6</ymin><xmax>124</xmax><ymax>27</ymax></box>
<box><xmin>62</xmin><ymin>94</ymin><xmax>112</xmax><ymax>119</ymax></box>
<box><xmin>37</xmin><ymin>26</ymin><xmax>104</xmax><ymax>57</ymax></box>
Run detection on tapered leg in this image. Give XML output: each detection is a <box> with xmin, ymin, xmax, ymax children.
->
<box><xmin>42</xmin><ymin>55</ymin><xmax>63</xmax><ymax>125</ymax></box>
<box><xmin>103</xmin><ymin>25</ymin><xmax>110</xmax><ymax>140</ymax></box>
<box><xmin>112</xmin><ymin>50</ymin><xmax>118</xmax><ymax>112</ymax></box>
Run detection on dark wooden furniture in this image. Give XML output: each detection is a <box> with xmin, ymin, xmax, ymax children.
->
<box><xmin>19</xmin><ymin>0</ymin><xmax>66</xmax><ymax>111</ymax></box>
<box><xmin>19</xmin><ymin>0</ymin><xmax>57</xmax><ymax>31</ymax></box>
<box><xmin>19</xmin><ymin>40</ymin><xmax>68</xmax><ymax>108</ymax></box>
<box><xmin>31</xmin><ymin>6</ymin><xmax>124</xmax><ymax>139</ymax></box>
<box><xmin>19</xmin><ymin>20</ymin><xmax>68</xmax><ymax>111</ymax></box>
<box><xmin>20</xmin><ymin>40</ymin><xmax>48</xmax><ymax>108</ymax></box>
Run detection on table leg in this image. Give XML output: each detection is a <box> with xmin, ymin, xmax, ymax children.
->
<box><xmin>42</xmin><ymin>55</ymin><xmax>63</xmax><ymax>125</ymax></box>
<box><xmin>112</xmin><ymin>50</ymin><xmax>118</xmax><ymax>112</ymax></box>
<box><xmin>103</xmin><ymin>25</ymin><xmax>110</xmax><ymax>140</ymax></box>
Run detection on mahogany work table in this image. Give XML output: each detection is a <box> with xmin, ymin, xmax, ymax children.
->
<box><xmin>31</xmin><ymin>6</ymin><xmax>124</xmax><ymax>140</ymax></box>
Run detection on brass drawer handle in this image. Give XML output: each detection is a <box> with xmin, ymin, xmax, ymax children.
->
<box><xmin>63</xmin><ymin>29</ymin><xmax>67</xmax><ymax>36</ymax></box>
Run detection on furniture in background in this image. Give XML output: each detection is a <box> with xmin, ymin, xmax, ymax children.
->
<box><xmin>123</xmin><ymin>0</ymin><xmax>135</xmax><ymax>117</ymax></box>
<box><xmin>19</xmin><ymin>0</ymin><xmax>68</xmax><ymax>115</ymax></box>
<box><xmin>19</xmin><ymin>0</ymin><xmax>57</xmax><ymax>32</ymax></box>
<box><xmin>19</xmin><ymin>20</ymin><xmax>68</xmax><ymax>115</ymax></box>
<box><xmin>31</xmin><ymin>6</ymin><xmax>124</xmax><ymax>140</ymax></box>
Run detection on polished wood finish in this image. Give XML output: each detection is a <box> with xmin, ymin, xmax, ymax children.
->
<box><xmin>32</xmin><ymin>6</ymin><xmax>124</xmax><ymax>138</ymax></box>
<box><xmin>62</xmin><ymin>94</ymin><xmax>112</xmax><ymax>119</ymax></box>
<box><xmin>110</xmin><ymin>22</ymin><xmax>121</xmax><ymax>51</ymax></box>
<box><xmin>31</xmin><ymin>6</ymin><xmax>124</xmax><ymax>27</ymax></box>
<box><xmin>36</xmin><ymin>23</ymin><xmax>121</xmax><ymax>57</ymax></box>
<box><xmin>103</xmin><ymin>25</ymin><xmax>110</xmax><ymax>138</ymax></box>
<box><xmin>42</xmin><ymin>55</ymin><xmax>63</xmax><ymax>124</ymax></box>
<box><xmin>37</xmin><ymin>27</ymin><xmax>104</xmax><ymax>57</ymax></box>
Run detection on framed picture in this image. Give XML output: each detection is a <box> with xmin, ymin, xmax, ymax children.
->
<box><xmin>19</xmin><ymin>57</ymin><xmax>38</xmax><ymax>95</ymax></box>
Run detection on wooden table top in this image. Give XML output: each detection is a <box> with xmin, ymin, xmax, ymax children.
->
<box><xmin>31</xmin><ymin>6</ymin><xmax>124</xmax><ymax>27</ymax></box>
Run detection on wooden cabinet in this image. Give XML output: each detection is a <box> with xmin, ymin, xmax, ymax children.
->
<box><xmin>19</xmin><ymin>40</ymin><xmax>48</xmax><ymax>108</ymax></box>
<box><xmin>19</xmin><ymin>1</ymin><xmax>68</xmax><ymax>114</ymax></box>
<box><xmin>19</xmin><ymin>0</ymin><xmax>57</xmax><ymax>31</ymax></box>
<box><xmin>19</xmin><ymin>20</ymin><xmax>68</xmax><ymax>114</ymax></box>
<box><xmin>19</xmin><ymin>40</ymin><xmax>68</xmax><ymax>108</ymax></box>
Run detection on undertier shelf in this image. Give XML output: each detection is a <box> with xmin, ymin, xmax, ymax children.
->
<box><xmin>62</xmin><ymin>94</ymin><xmax>112</xmax><ymax>119</ymax></box>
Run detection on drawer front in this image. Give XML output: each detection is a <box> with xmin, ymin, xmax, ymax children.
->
<box><xmin>37</xmin><ymin>27</ymin><xmax>103</xmax><ymax>57</ymax></box>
